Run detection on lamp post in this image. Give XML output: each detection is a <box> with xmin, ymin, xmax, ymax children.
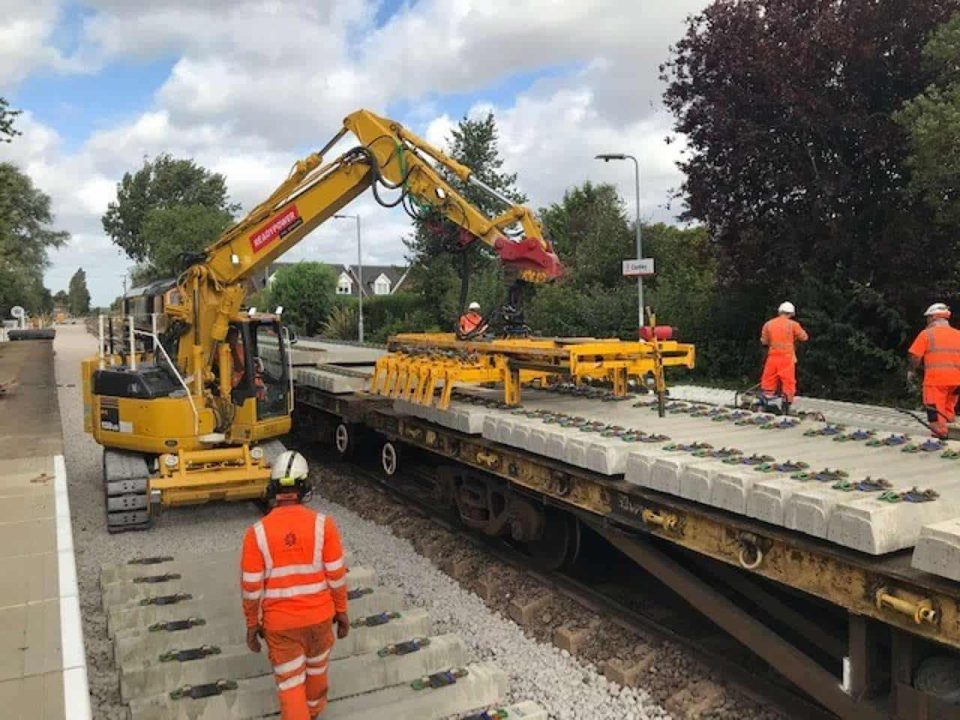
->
<box><xmin>333</xmin><ymin>213</ymin><xmax>364</xmax><ymax>342</ymax></box>
<box><xmin>595</xmin><ymin>153</ymin><xmax>643</xmax><ymax>330</ymax></box>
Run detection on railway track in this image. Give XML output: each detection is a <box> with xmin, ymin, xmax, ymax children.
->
<box><xmin>308</xmin><ymin>444</ymin><xmax>838</xmax><ymax>720</ymax></box>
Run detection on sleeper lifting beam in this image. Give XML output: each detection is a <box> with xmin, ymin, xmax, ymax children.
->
<box><xmin>369</xmin><ymin>333</ymin><xmax>696</xmax><ymax>409</ymax></box>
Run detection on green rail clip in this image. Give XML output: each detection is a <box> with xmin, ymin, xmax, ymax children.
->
<box><xmin>834</xmin><ymin>429</ymin><xmax>875</xmax><ymax>443</ymax></box>
<box><xmin>347</xmin><ymin>587</ymin><xmax>373</xmax><ymax>601</ymax></box>
<box><xmin>133</xmin><ymin>573</ymin><xmax>182</xmax><ymax>584</ymax></box>
<box><xmin>791</xmin><ymin>468</ymin><xmax>848</xmax><ymax>483</ymax></box>
<box><xmin>139</xmin><ymin>593</ymin><xmax>192</xmax><ymax>607</ymax></box>
<box><xmin>355</xmin><ymin>612</ymin><xmax>401</xmax><ymax>627</ymax></box>
<box><xmin>804</xmin><ymin>424</ymin><xmax>845</xmax><ymax>437</ymax></box>
<box><xmin>879</xmin><ymin>487</ymin><xmax>940</xmax><ymax>504</ymax></box>
<box><xmin>378</xmin><ymin>637</ymin><xmax>430</xmax><ymax>657</ymax></box>
<box><xmin>159</xmin><ymin>645</ymin><xmax>221</xmax><ymax>663</ymax></box>
<box><xmin>866</xmin><ymin>434</ymin><xmax>910</xmax><ymax>447</ymax></box>
<box><xmin>170</xmin><ymin>679</ymin><xmax>238</xmax><ymax>700</ymax></box>
<box><xmin>128</xmin><ymin>556</ymin><xmax>174</xmax><ymax>565</ymax></box>
<box><xmin>148</xmin><ymin>617</ymin><xmax>205</xmax><ymax>633</ymax></box>
<box><xmin>411</xmin><ymin>668</ymin><xmax>468</xmax><ymax>691</ymax></box>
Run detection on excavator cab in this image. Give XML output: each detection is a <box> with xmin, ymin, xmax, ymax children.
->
<box><xmin>224</xmin><ymin>318</ymin><xmax>290</xmax><ymax>421</ymax></box>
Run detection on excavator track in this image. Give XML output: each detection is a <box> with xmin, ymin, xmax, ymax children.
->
<box><xmin>103</xmin><ymin>449</ymin><xmax>153</xmax><ymax>532</ymax></box>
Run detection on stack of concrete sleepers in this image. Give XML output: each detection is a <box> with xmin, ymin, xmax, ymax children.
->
<box><xmin>400</xmin><ymin>388</ymin><xmax>960</xmax><ymax>556</ymax></box>
<box><xmin>101</xmin><ymin>549</ymin><xmax>542</xmax><ymax>720</ymax></box>
<box><xmin>295</xmin><ymin>365</ymin><xmax>372</xmax><ymax>395</ymax></box>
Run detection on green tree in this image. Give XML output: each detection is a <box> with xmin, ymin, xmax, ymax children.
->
<box><xmin>68</xmin><ymin>268</ymin><xmax>91</xmax><ymax>315</ymax></box>
<box><xmin>0</xmin><ymin>163</ymin><xmax>67</xmax><ymax>317</ymax></box>
<box><xmin>404</xmin><ymin>112</ymin><xmax>526</xmax><ymax>327</ymax></box>
<box><xmin>266</xmin><ymin>263</ymin><xmax>336</xmax><ymax>335</ymax></box>
<box><xmin>102</xmin><ymin>154</ymin><xmax>237</xmax><ymax>263</ymax></box>
<box><xmin>0</xmin><ymin>98</ymin><xmax>20</xmax><ymax>143</ymax></box>
<box><xmin>528</xmin><ymin>182</ymin><xmax>641</xmax><ymax>338</ymax></box>
<box><xmin>897</xmin><ymin>15</ymin><xmax>960</xmax><ymax>229</ymax></box>
<box><xmin>539</xmin><ymin>182</ymin><xmax>633</xmax><ymax>289</ymax></box>
<box><xmin>137</xmin><ymin>204</ymin><xmax>233</xmax><ymax>281</ymax></box>
<box><xmin>53</xmin><ymin>290</ymin><xmax>68</xmax><ymax>308</ymax></box>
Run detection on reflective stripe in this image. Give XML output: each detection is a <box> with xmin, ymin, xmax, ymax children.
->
<box><xmin>277</xmin><ymin>671</ymin><xmax>306</xmax><ymax>691</ymax></box>
<box><xmin>306</xmin><ymin>666</ymin><xmax>327</xmax><ymax>676</ymax></box>
<box><xmin>313</xmin><ymin>513</ymin><xmax>325</xmax><ymax>569</ymax></box>
<box><xmin>273</xmin><ymin>655</ymin><xmax>306</xmax><ymax>675</ymax></box>
<box><xmin>324</xmin><ymin>557</ymin><xmax>344</xmax><ymax>572</ymax></box>
<box><xmin>307</xmin><ymin>699</ymin><xmax>323</xmax><ymax>708</ymax></box>
<box><xmin>242</xmin><ymin>589</ymin><xmax>262</xmax><ymax>600</ymax></box>
<box><xmin>306</xmin><ymin>649</ymin><xmax>330</xmax><ymax>665</ymax></box>
<box><xmin>271</xmin><ymin>563</ymin><xmax>323</xmax><ymax>579</ymax></box>
<box><xmin>328</xmin><ymin>577</ymin><xmax>345</xmax><ymax>589</ymax></box>
<box><xmin>254</xmin><ymin>521</ymin><xmax>273</xmax><ymax>576</ymax></box>
<box><xmin>263</xmin><ymin>581</ymin><xmax>328</xmax><ymax>599</ymax></box>
<box><xmin>242</xmin><ymin>571</ymin><xmax>264</xmax><ymax>583</ymax></box>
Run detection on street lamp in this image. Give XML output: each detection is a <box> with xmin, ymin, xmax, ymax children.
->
<box><xmin>595</xmin><ymin>153</ymin><xmax>643</xmax><ymax>331</ymax></box>
<box><xmin>333</xmin><ymin>213</ymin><xmax>364</xmax><ymax>342</ymax></box>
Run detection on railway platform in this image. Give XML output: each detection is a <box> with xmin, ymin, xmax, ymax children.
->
<box><xmin>0</xmin><ymin>335</ymin><xmax>90</xmax><ymax>719</ymax></box>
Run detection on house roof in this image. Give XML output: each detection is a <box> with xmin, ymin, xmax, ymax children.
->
<box><xmin>267</xmin><ymin>262</ymin><xmax>409</xmax><ymax>296</ymax></box>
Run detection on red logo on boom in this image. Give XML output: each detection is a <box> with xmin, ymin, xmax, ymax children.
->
<box><xmin>249</xmin><ymin>205</ymin><xmax>302</xmax><ymax>252</ymax></box>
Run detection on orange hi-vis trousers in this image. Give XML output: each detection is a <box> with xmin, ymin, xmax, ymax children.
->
<box><xmin>760</xmin><ymin>354</ymin><xmax>797</xmax><ymax>402</ymax></box>
<box><xmin>923</xmin><ymin>384</ymin><xmax>960</xmax><ymax>438</ymax></box>
<box><xmin>265</xmin><ymin>621</ymin><xmax>335</xmax><ymax>719</ymax></box>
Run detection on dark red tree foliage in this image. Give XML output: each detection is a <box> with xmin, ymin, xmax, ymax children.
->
<box><xmin>662</xmin><ymin>0</ymin><xmax>960</xmax><ymax>310</ymax></box>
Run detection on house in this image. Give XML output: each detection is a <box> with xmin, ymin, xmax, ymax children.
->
<box><xmin>263</xmin><ymin>262</ymin><xmax>410</xmax><ymax>298</ymax></box>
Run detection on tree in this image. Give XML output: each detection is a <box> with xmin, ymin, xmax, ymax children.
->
<box><xmin>527</xmin><ymin>182</ymin><xmax>719</xmax><ymax>340</ymax></box>
<box><xmin>0</xmin><ymin>163</ymin><xmax>67</xmax><ymax>317</ymax></box>
<box><xmin>897</xmin><ymin>15</ymin><xmax>960</xmax><ymax>229</ymax></box>
<box><xmin>404</xmin><ymin>113</ymin><xmax>526</xmax><ymax>326</ymax></box>
<box><xmin>53</xmin><ymin>290</ymin><xmax>68</xmax><ymax>308</ymax></box>
<box><xmin>539</xmin><ymin>182</ymin><xmax>633</xmax><ymax>289</ymax></box>
<box><xmin>661</xmin><ymin>0</ymin><xmax>960</xmax><ymax>398</ymax></box>
<box><xmin>137</xmin><ymin>204</ymin><xmax>234</xmax><ymax>281</ymax></box>
<box><xmin>68</xmin><ymin>268</ymin><xmax>91</xmax><ymax>316</ymax></box>
<box><xmin>0</xmin><ymin>98</ymin><xmax>20</xmax><ymax>143</ymax></box>
<box><xmin>265</xmin><ymin>263</ymin><xmax>336</xmax><ymax>336</ymax></box>
<box><xmin>102</xmin><ymin>154</ymin><xmax>237</xmax><ymax>263</ymax></box>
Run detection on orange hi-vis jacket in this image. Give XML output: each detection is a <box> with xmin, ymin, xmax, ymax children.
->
<box><xmin>459</xmin><ymin>311</ymin><xmax>484</xmax><ymax>334</ymax></box>
<box><xmin>760</xmin><ymin>316</ymin><xmax>809</xmax><ymax>359</ymax></box>
<box><xmin>908</xmin><ymin>322</ymin><xmax>960</xmax><ymax>385</ymax></box>
<box><xmin>241</xmin><ymin>505</ymin><xmax>348</xmax><ymax>632</ymax></box>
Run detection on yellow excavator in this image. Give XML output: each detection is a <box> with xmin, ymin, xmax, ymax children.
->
<box><xmin>81</xmin><ymin>109</ymin><xmax>563</xmax><ymax>531</ymax></box>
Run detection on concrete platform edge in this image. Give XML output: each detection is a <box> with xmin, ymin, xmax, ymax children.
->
<box><xmin>54</xmin><ymin>455</ymin><xmax>91</xmax><ymax>720</ymax></box>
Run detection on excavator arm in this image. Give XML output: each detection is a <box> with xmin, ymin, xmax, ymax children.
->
<box><xmin>168</xmin><ymin>109</ymin><xmax>562</xmax><ymax>382</ymax></box>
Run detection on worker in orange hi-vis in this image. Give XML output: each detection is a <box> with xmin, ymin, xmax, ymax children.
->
<box><xmin>759</xmin><ymin>301</ymin><xmax>809</xmax><ymax>411</ymax></box>
<box><xmin>241</xmin><ymin>451</ymin><xmax>349</xmax><ymax>720</ymax></box>
<box><xmin>458</xmin><ymin>301</ymin><xmax>488</xmax><ymax>337</ymax></box>
<box><xmin>907</xmin><ymin>303</ymin><xmax>960</xmax><ymax>439</ymax></box>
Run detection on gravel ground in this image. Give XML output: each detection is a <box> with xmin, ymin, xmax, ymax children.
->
<box><xmin>54</xmin><ymin>324</ymin><xmax>672</xmax><ymax>719</ymax></box>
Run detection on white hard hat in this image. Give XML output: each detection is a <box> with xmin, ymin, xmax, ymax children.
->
<box><xmin>925</xmin><ymin>302</ymin><xmax>951</xmax><ymax>318</ymax></box>
<box><xmin>778</xmin><ymin>301</ymin><xmax>796</xmax><ymax>315</ymax></box>
<box><xmin>468</xmin><ymin>302</ymin><xmax>481</xmax><ymax>311</ymax></box>
<box><xmin>270</xmin><ymin>450</ymin><xmax>309</xmax><ymax>484</ymax></box>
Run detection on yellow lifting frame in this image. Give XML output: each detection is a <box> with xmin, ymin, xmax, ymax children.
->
<box><xmin>369</xmin><ymin>333</ymin><xmax>695</xmax><ymax>409</ymax></box>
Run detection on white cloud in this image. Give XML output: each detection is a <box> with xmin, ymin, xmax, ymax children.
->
<box><xmin>0</xmin><ymin>2</ymin><xmax>62</xmax><ymax>87</ymax></box>
<box><xmin>2</xmin><ymin>0</ymin><xmax>709</xmax><ymax>305</ymax></box>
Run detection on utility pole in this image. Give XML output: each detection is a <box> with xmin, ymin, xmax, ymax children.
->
<box><xmin>334</xmin><ymin>214</ymin><xmax>364</xmax><ymax>342</ymax></box>
<box><xmin>595</xmin><ymin>153</ymin><xmax>643</xmax><ymax>329</ymax></box>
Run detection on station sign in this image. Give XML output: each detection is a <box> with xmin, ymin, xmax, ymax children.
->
<box><xmin>622</xmin><ymin>258</ymin><xmax>655</xmax><ymax>277</ymax></box>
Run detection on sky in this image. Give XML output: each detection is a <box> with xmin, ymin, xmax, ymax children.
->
<box><xmin>1</xmin><ymin>0</ymin><xmax>709</xmax><ymax>307</ymax></box>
